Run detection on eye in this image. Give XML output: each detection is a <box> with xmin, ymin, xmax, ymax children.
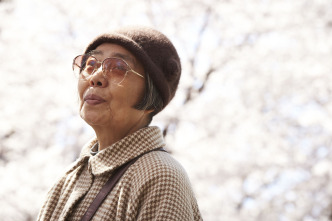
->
<box><xmin>86</xmin><ymin>58</ymin><xmax>97</xmax><ymax>67</ymax></box>
<box><xmin>104</xmin><ymin>59</ymin><xmax>128</xmax><ymax>76</ymax></box>
<box><xmin>112</xmin><ymin>62</ymin><xmax>128</xmax><ymax>76</ymax></box>
<box><xmin>113</xmin><ymin>64</ymin><xmax>127</xmax><ymax>71</ymax></box>
<box><xmin>84</xmin><ymin>57</ymin><xmax>97</xmax><ymax>74</ymax></box>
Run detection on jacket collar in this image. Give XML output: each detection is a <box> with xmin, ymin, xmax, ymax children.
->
<box><xmin>79</xmin><ymin>126</ymin><xmax>165</xmax><ymax>176</ymax></box>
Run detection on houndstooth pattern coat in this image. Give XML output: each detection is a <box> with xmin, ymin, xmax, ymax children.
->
<box><xmin>37</xmin><ymin>126</ymin><xmax>202</xmax><ymax>221</ymax></box>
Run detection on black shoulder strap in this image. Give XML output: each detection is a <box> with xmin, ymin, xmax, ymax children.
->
<box><xmin>80</xmin><ymin>147</ymin><xmax>166</xmax><ymax>221</ymax></box>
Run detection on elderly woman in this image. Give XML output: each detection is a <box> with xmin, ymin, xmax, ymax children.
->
<box><xmin>37</xmin><ymin>26</ymin><xmax>202</xmax><ymax>221</ymax></box>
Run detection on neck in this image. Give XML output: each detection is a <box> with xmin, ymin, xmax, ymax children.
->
<box><xmin>92</xmin><ymin>119</ymin><xmax>149</xmax><ymax>151</ymax></box>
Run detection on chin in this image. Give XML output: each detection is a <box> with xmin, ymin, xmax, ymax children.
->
<box><xmin>80</xmin><ymin>111</ymin><xmax>111</xmax><ymax>127</ymax></box>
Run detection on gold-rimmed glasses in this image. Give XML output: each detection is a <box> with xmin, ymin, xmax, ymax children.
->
<box><xmin>72</xmin><ymin>54</ymin><xmax>144</xmax><ymax>84</ymax></box>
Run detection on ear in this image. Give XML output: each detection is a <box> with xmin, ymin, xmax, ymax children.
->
<box><xmin>144</xmin><ymin>109</ymin><xmax>155</xmax><ymax>115</ymax></box>
<box><xmin>141</xmin><ymin>109</ymin><xmax>154</xmax><ymax>126</ymax></box>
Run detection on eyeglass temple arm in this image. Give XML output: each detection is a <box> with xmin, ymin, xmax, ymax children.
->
<box><xmin>131</xmin><ymin>70</ymin><xmax>144</xmax><ymax>78</ymax></box>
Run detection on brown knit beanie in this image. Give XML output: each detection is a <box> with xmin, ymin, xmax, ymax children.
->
<box><xmin>84</xmin><ymin>26</ymin><xmax>181</xmax><ymax>109</ymax></box>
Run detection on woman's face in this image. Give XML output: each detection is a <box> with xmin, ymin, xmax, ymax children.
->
<box><xmin>78</xmin><ymin>43</ymin><xmax>147</xmax><ymax>134</ymax></box>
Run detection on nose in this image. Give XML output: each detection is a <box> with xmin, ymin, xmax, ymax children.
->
<box><xmin>88</xmin><ymin>66</ymin><xmax>109</xmax><ymax>88</ymax></box>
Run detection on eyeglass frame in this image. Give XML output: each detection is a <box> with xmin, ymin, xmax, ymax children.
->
<box><xmin>72</xmin><ymin>54</ymin><xmax>145</xmax><ymax>84</ymax></box>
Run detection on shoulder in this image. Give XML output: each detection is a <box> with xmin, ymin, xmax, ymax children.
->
<box><xmin>128</xmin><ymin>150</ymin><xmax>192</xmax><ymax>190</ymax></box>
<box><xmin>122</xmin><ymin>150</ymin><xmax>202</xmax><ymax>221</ymax></box>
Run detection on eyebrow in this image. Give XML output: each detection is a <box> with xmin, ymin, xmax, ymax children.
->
<box><xmin>88</xmin><ymin>50</ymin><xmax>137</xmax><ymax>68</ymax></box>
<box><xmin>88</xmin><ymin>50</ymin><xmax>103</xmax><ymax>56</ymax></box>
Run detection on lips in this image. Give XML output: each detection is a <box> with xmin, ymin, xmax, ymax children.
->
<box><xmin>83</xmin><ymin>94</ymin><xmax>106</xmax><ymax>105</ymax></box>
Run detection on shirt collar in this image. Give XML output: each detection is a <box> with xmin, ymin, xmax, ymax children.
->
<box><xmin>79</xmin><ymin>126</ymin><xmax>165</xmax><ymax>176</ymax></box>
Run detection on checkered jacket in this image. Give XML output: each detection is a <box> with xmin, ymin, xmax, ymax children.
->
<box><xmin>37</xmin><ymin>126</ymin><xmax>202</xmax><ymax>221</ymax></box>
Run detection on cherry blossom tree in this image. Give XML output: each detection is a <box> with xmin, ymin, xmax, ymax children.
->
<box><xmin>1</xmin><ymin>0</ymin><xmax>332</xmax><ymax>220</ymax></box>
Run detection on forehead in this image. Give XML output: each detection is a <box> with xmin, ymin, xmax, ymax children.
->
<box><xmin>89</xmin><ymin>43</ymin><xmax>137</xmax><ymax>66</ymax></box>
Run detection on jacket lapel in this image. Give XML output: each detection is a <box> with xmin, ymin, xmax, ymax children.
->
<box><xmin>59</xmin><ymin>164</ymin><xmax>93</xmax><ymax>220</ymax></box>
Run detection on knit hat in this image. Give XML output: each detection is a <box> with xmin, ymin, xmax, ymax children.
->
<box><xmin>84</xmin><ymin>26</ymin><xmax>181</xmax><ymax>109</ymax></box>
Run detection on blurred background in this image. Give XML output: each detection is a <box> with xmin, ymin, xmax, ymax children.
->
<box><xmin>1</xmin><ymin>0</ymin><xmax>332</xmax><ymax>220</ymax></box>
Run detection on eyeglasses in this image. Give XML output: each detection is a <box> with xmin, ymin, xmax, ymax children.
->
<box><xmin>72</xmin><ymin>54</ymin><xmax>144</xmax><ymax>84</ymax></box>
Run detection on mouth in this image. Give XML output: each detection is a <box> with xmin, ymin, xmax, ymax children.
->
<box><xmin>83</xmin><ymin>94</ymin><xmax>106</xmax><ymax>105</ymax></box>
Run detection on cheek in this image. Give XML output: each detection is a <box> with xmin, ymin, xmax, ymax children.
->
<box><xmin>128</xmin><ymin>80</ymin><xmax>145</xmax><ymax>104</ymax></box>
<box><xmin>113</xmin><ymin>80</ymin><xmax>144</xmax><ymax>107</ymax></box>
<box><xmin>77</xmin><ymin>80</ymin><xmax>86</xmax><ymax>105</ymax></box>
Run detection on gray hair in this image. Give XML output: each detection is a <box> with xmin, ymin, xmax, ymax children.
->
<box><xmin>134</xmin><ymin>73</ymin><xmax>164</xmax><ymax>124</ymax></box>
